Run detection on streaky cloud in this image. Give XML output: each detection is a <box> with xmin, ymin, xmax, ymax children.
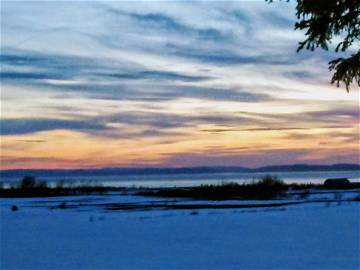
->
<box><xmin>165</xmin><ymin>43</ymin><xmax>298</xmax><ymax>65</ymax></box>
<box><xmin>105</xmin><ymin>7</ymin><xmax>230</xmax><ymax>42</ymax></box>
<box><xmin>0</xmin><ymin>118</ymin><xmax>108</xmax><ymax>135</ymax></box>
<box><xmin>100</xmin><ymin>70</ymin><xmax>211</xmax><ymax>82</ymax></box>
<box><xmin>1</xmin><ymin>49</ymin><xmax>271</xmax><ymax>103</ymax></box>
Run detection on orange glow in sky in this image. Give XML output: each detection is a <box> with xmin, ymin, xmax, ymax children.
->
<box><xmin>1</xmin><ymin>1</ymin><xmax>359</xmax><ymax>169</ymax></box>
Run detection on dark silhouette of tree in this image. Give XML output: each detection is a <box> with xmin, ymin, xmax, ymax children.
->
<box><xmin>20</xmin><ymin>176</ymin><xmax>36</xmax><ymax>189</ymax></box>
<box><xmin>269</xmin><ymin>0</ymin><xmax>360</xmax><ymax>91</ymax></box>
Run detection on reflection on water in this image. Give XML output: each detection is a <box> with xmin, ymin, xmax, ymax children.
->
<box><xmin>1</xmin><ymin>170</ymin><xmax>359</xmax><ymax>188</ymax></box>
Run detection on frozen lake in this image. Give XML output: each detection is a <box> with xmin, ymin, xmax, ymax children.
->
<box><xmin>1</xmin><ymin>170</ymin><xmax>360</xmax><ymax>188</ymax></box>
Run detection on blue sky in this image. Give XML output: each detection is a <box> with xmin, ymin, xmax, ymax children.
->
<box><xmin>1</xmin><ymin>1</ymin><xmax>359</xmax><ymax>169</ymax></box>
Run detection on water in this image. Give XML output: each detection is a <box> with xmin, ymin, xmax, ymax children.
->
<box><xmin>1</xmin><ymin>170</ymin><xmax>359</xmax><ymax>188</ymax></box>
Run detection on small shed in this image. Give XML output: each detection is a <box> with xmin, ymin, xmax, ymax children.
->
<box><xmin>324</xmin><ymin>178</ymin><xmax>350</xmax><ymax>187</ymax></box>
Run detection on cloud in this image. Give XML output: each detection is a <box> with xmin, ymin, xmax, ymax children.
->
<box><xmin>100</xmin><ymin>110</ymin><xmax>257</xmax><ymax>132</ymax></box>
<box><xmin>2</xmin><ymin>49</ymin><xmax>273</xmax><ymax>103</ymax></box>
<box><xmin>1</xmin><ymin>49</ymin><xmax>97</xmax><ymax>85</ymax></box>
<box><xmin>229</xmin><ymin>10</ymin><xmax>251</xmax><ymax>24</ymax></box>
<box><xmin>100</xmin><ymin>70</ymin><xmax>211</xmax><ymax>82</ymax></box>
<box><xmin>200</xmin><ymin>127</ymin><xmax>308</xmax><ymax>134</ymax></box>
<box><xmin>307</xmin><ymin>108</ymin><xmax>360</xmax><ymax>120</ymax></box>
<box><xmin>158</xmin><ymin>146</ymin><xmax>360</xmax><ymax>168</ymax></box>
<box><xmin>165</xmin><ymin>43</ymin><xmax>297</xmax><ymax>66</ymax></box>
<box><xmin>93</xmin><ymin>2</ymin><xmax>328</xmax><ymax>71</ymax></box>
<box><xmin>1</xmin><ymin>48</ymin><xmax>212</xmax><ymax>85</ymax></box>
<box><xmin>1</xmin><ymin>1</ymin><xmax>358</xmax><ymax>168</ymax></box>
<box><xmin>16</xmin><ymin>139</ymin><xmax>47</xmax><ymax>143</ymax></box>
<box><xmin>1</xmin><ymin>49</ymin><xmax>95</xmax><ymax>72</ymax></box>
<box><xmin>158</xmin><ymin>149</ymin><xmax>312</xmax><ymax>168</ymax></box>
<box><xmin>0</xmin><ymin>118</ymin><xmax>108</xmax><ymax>135</ymax></box>
<box><xmin>105</xmin><ymin>7</ymin><xmax>231</xmax><ymax>42</ymax></box>
<box><xmin>0</xmin><ymin>155</ymin><xmax>93</xmax><ymax>169</ymax></box>
<box><xmin>260</xmin><ymin>11</ymin><xmax>294</xmax><ymax>27</ymax></box>
<box><xmin>237</xmin><ymin>107</ymin><xmax>360</xmax><ymax>129</ymax></box>
<box><xmin>1</xmin><ymin>71</ymin><xmax>66</xmax><ymax>80</ymax></box>
<box><xmin>0</xmin><ymin>110</ymin><xmax>254</xmax><ymax>137</ymax></box>
<box><xmin>68</xmin><ymin>84</ymin><xmax>272</xmax><ymax>103</ymax></box>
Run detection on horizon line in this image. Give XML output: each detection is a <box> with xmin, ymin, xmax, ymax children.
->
<box><xmin>1</xmin><ymin>163</ymin><xmax>359</xmax><ymax>172</ymax></box>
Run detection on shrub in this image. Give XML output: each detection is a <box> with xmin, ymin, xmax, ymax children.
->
<box><xmin>35</xmin><ymin>180</ymin><xmax>48</xmax><ymax>189</ymax></box>
<box><xmin>257</xmin><ymin>175</ymin><xmax>285</xmax><ymax>187</ymax></box>
<box><xmin>55</xmin><ymin>180</ymin><xmax>65</xmax><ymax>189</ymax></box>
<box><xmin>19</xmin><ymin>176</ymin><xmax>48</xmax><ymax>189</ymax></box>
<box><xmin>20</xmin><ymin>176</ymin><xmax>36</xmax><ymax>189</ymax></box>
<box><xmin>139</xmin><ymin>175</ymin><xmax>287</xmax><ymax>200</ymax></box>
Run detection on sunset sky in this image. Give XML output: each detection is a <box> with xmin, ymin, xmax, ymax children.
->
<box><xmin>1</xmin><ymin>1</ymin><xmax>359</xmax><ymax>169</ymax></box>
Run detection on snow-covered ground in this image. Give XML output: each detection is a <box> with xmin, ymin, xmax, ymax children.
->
<box><xmin>1</xmin><ymin>192</ymin><xmax>359</xmax><ymax>269</ymax></box>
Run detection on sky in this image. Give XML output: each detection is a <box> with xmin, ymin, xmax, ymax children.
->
<box><xmin>1</xmin><ymin>1</ymin><xmax>359</xmax><ymax>170</ymax></box>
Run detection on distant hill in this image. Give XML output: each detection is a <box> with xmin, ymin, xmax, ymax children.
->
<box><xmin>1</xmin><ymin>163</ymin><xmax>359</xmax><ymax>178</ymax></box>
<box><xmin>252</xmin><ymin>164</ymin><xmax>360</xmax><ymax>172</ymax></box>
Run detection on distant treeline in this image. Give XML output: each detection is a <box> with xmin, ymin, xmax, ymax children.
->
<box><xmin>1</xmin><ymin>163</ymin><xmax>359</xmax><ymax>178</ymax></box>
<box><xmin>0</xmin><ymin>176</ymin><xmax>124</xmax><ymax>198</ymax></box>
<box><xmin>2</xmin><ymin>175</ymin><xmax>360</xmax><ymax>199</ymax></box>
<box><xmin>138</xmin><ymin>176</ymin><xmax>360</xmax><ymax>201</ymax></box>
